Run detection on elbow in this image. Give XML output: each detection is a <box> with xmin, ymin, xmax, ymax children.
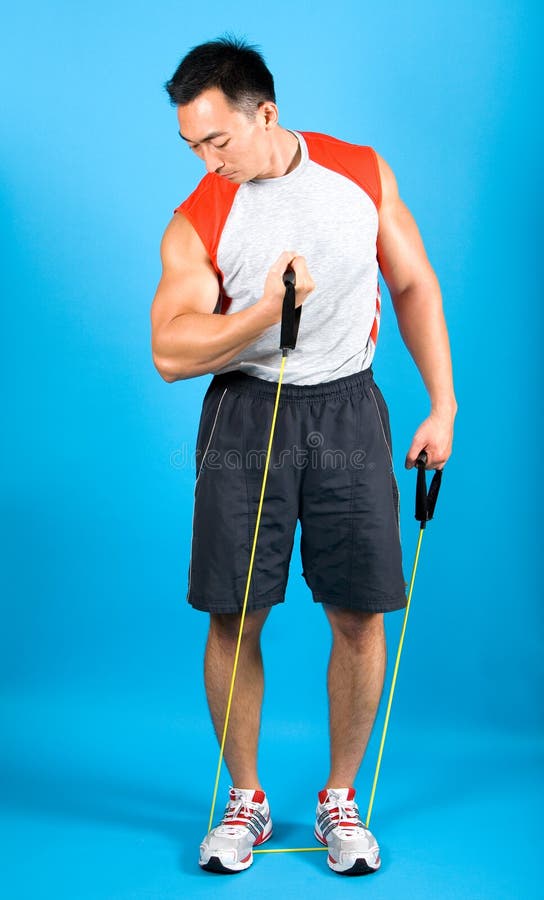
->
<box><xmin>151</xmin><ymin>333</ymin><xmax>191</xmax><ymax>382</ymax></box>
<box><xmin>152</xmin><ymin>326</ymin><xmax>199</xmax><ymax>381</ymax></box>
<box><xmin>391</xmin><ymin>270</ymin><xmax>441</xmax><ymax>305</ymax></box>
<box><xmin>152</xmin><ymin>352</ymin><xmax>186</xmax><ymax>383</ymax></box>
<box><xmin>151</xmin><ymin>339</ymin><xmax>214</xmax><ymax>382</ymax></box>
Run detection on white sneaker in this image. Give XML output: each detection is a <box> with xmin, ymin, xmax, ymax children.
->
<box><xmin>315</xmin><ymin>787</ymin><xmax>381</xmax><ymax>875</ymax></box>
<box><xmin>199</xmin><ymin>787</ymin><xmax>273</xmax><ymax>873</ymax></box>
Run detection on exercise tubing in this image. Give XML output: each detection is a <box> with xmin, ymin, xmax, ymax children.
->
<box><xmin>365</xmin><ymin>450</ymin><xmax>442</xmax><ymax>828</ymax></box>
<box><xmin>207</xmin><ymin>269</ymin><xmax>299</xmax><ymax>834</ymax></box>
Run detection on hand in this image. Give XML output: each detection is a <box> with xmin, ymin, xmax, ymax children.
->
<box><xmin>262</xmin><ymin>250</ymin><xmax>315</xmax><ymax>323</ymax></box>
<box><xmin>405</xmin><ymin>409</ymin><xmax>456</xmax><ymax>470</ymax></box>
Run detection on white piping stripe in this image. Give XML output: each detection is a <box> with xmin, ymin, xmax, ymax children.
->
<box><xmin>186</xmin><ymin>387</ymin><xmax>229</xmax><ymax>600</ymax></box>
<box><xmin>195</xmin><ymin>387</ymin><xmax>229</xmax><ymax>486</ymax></box>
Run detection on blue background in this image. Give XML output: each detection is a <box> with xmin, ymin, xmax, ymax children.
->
<box><xmin>2</xmin><ymin>1</ymin><xmax>542</xmax><ymax>897</ymax></box>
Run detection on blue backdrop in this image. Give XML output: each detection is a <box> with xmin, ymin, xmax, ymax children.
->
<box><xmin>2</xmin><ymin>2</ymin><xmax>542</xmax><ymax>897</ymax></box>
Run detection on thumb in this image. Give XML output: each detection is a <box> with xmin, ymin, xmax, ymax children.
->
<box><xmin>405</xmin><ymin>439</ymin><xmax>425</xmax><ymax>469</ymax></box>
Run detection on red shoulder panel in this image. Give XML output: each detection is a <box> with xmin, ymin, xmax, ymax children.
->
<box><xmin>173</xmin><ymin>174</ymin><xmax>240</xmax><ymax>313</ymax></box>
<box><xmin>300</xmin><ymin>132</ymin><xmax>382</xmax><ymax>210</ymax></box>
<box><xmin>173</xmin><ymin>173</ymin><xmax>239</xmax><ymax>259</ymax></box>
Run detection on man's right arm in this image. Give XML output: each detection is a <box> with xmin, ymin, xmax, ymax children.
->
<box><xmin>150</xmin><ymin>213</ymin><xmax>312</xmax><ymax>382</ymax></box>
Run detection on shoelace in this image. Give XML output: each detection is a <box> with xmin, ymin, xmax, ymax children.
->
<box><xmin>219</xmin><ymin>788</ymin><xmax>258</xmax><ymax>835</ymax></box>
<box><xmin>325</xmin><ymin>790</ymin><xmax>364</xmax><ymax>838</ymax></box>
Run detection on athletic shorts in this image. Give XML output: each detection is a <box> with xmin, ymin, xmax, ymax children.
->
<box><xmin>186</xmin><ymin>367</ymin><xmax>407</xmax><ymax>615</ymax></box>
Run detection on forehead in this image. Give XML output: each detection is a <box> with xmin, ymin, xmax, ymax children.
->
<box><xmin>177</xmin><ymin>88</ymin><xmax>246</xmax><ymax>142</ymax></box>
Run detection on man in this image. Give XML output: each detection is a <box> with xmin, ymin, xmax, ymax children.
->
<box><xmin>151</xmin><ymin>36</ymin><xmax>457</xmax><ymax>877</ymax></box>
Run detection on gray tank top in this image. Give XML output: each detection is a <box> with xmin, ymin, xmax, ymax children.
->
<box><xmin>175</xmin><ymin>129</ymin><xmax>382</xmax><ymax>385</ymax></box>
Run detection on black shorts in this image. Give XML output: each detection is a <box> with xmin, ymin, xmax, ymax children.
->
<box><xmin>186</xmin><ymin>367</ymin><xmax>407</xmax><ymax>615</ymax></box>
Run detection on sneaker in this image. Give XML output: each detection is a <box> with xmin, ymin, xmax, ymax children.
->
<box><xmin>199</xmin><ymin>787</ymin><xmax>273</xmax><ymax>873</ymax></box>
<box><xmin>315</xmin><ymin>787</ymin><xmax>381</xmax><ymax>875</ymax></box>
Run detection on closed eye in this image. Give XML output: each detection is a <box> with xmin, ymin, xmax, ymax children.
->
<box><xmin>187</xmin><ymin>139</ymin><xmax>230</xmax><ymax>153</ymax></box>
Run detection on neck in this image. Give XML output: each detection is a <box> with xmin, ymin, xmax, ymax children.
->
<box><xmin>258</xmin><ymin>128</ymin><xmax>301</xmax><ymax>179</ymax></box>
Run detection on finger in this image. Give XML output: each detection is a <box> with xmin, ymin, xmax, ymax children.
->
<box><xmin>289</xmin><ymin>256</ymin><xmax>315</xmax><ymax>292</ymax></box>
<box><xmin>271</xmin><ymin>250</ymin><xmax>299</xmax><ymax>271</ymax></box>
<box><xmin>405</xmin><ymin>444</ymin><xmax>428</xmax><ymax>469</ymax></box>
<box><xmin>409</xmin><ymin>450</ymin><xmax>448</xmax><ymax>470</ymax></box>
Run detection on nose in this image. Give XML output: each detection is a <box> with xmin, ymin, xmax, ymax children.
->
<box><xmin>202</xmin><ymin>145</ymin><xmax>225</xmax><ymax>175</ymax></box>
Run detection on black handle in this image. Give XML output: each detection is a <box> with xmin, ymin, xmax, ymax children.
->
<box><xmin>415</xmin><ymin>450</ymin><xmax>443</xmax><ymax>529</ymax></box>
<box><xmin>280</xmin><ymin>267</ymin><xmax>301</xmax><ymax>355</ymax></box>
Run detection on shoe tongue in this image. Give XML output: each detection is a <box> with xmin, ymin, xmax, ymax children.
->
<box><xmin>318</xmin><ymin>787</ymin><xmax>356</xmax><ymax>804</ymax></box>
<box><xmin>229</xmin><ymin>787</ymin><xmax>265</xmax><ymax>804</ymax></box>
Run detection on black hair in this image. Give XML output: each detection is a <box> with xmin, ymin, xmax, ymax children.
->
<box><xmin>164</xmin><ymin>34</ymin><xmax>276</xmax><ymax>118</ymax></box>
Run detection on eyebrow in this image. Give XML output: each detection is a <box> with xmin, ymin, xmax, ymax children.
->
<box><xmin>178</xmin><ymin>130</ymin><xmax>228</xmax><ymax>145</ymax></box>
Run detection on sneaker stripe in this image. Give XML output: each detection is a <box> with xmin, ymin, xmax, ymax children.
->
<box><xmin>229</xmin><ymin>819</ymin><xmax>261</xmax><ymax>838</ymax></box>
<box><xmin>322</xmin><ymin>821</ymin><xmax>338</xmax><ymax>839</ymax></box>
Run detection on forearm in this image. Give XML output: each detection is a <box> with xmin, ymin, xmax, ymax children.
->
<box><xmin>155</xmin><ymin>298</ymin><xmax>278</xmax><ymax>382</ymax></box>
<box><xmin>391</xmin><ymin>277</ymin><xmax>458</xmax><ymax>417</ymax></box>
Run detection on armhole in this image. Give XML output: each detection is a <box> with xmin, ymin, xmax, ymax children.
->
<box><xmin>368</xmin><ymin>147</ymin><xmax>382</xmax><ymax>211</ymax></box>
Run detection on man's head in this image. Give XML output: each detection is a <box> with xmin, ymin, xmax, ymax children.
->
<box><xmin>165</xmin><ymin>35</ymin><xmax>276</xmax><ymax>116</ymax></box>
<box><xmin>165</xmin><ymin>36</ymin><xmax>284</xmax><ymax>182</ymax></box>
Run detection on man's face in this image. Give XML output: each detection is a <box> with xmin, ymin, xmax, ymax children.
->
<box><xmin>177</xmin><ymin>87</ymin><xmax>271</xmax><ymax>183</ymax></box>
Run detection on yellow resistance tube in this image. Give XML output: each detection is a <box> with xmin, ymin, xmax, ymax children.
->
<box><xmin>207</xmin><ymin>354</ymin><xmax>288</xmax><ymax>834</ymax></box>
<box><xmin>365</xmin><ymin>526</ymin><xmax>425</xmax><ymax>828</ymax></box>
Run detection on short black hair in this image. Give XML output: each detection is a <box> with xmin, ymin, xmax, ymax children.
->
<box><xmin>164</xmin><ymin>34</ymin><xmax>276</xmax><ymax>118</ymax></box>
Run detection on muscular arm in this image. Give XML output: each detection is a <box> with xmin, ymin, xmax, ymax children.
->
<box><xmin>376</xmin><ymin>154</ymin><xmax>458</xmax><ymax>467</ymax></box>
<box><xmin>151</xmin><ymin>213</ymin><xmax>280</xmax><ymax>382</ymax></box>
<box><xmin>151</xmin><ymin>214</ymin><xmax>314</xmax><ymax>382</ymax></box>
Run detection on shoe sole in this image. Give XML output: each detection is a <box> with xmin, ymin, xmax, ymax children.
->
<box><xmin>200</xmin><ymin>823</ymin><xmax>273</xmax><ymax>874</ymax></box>
<box><xmin>200</xmin><ymin>856</ymin><xmax>245</xmax><ymax>874</ymax></box>
<box><xmin>314</xmin><ymin>828</ymin><xmax>381</xmax><ymax>876</ymax></box>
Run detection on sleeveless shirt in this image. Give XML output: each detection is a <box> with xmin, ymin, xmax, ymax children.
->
<box><xmin>173</xmin><ymin>130</ymin><xmax>382</xmax><ymax>385</ymax></box>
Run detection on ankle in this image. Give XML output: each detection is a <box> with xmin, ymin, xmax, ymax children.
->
<box><xmin>323</xmin><ymin>779</ymin><xmax>355</xmax><ymax>791</ymax></box>
<box><xmin>232</xmin><ymin>781</ymin><xmax>264</xmax><ymax>792</ymax></box>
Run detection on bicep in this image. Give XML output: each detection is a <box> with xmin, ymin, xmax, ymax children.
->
<box><xmin>151</xmin><ymin>212</ymin><xmax>220</xmax><ymax>341</ymax></box>
<box><xmin>376</xmin><ymin>154</ymin><xmax>438</xmax><ymax>297</ymax></box>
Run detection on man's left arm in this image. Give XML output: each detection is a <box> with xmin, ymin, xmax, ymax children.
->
<box><xmin>375</xmin><ymin>153</ymin><xmax>458</xmax><ymax>470</ymax></box>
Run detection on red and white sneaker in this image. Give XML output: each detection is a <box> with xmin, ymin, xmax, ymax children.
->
<box><xmin>315</xmin><ymin>787</ymin><xmax>381</xmax><ymax>875</ymax></box>
<box><xmin>199</xmin><ymin>787</ymin><xmax>273</xmax><ymax>873</ymax></box>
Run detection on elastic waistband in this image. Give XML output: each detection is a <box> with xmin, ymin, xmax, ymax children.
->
<box><xmin>209</xmin><ymin>366</ymin><xmax>375</xmax><ymax>402</ymax></box>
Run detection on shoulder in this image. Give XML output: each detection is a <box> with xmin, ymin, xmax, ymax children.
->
<box><xmin>171</xmin><ymin>173</ymin><xmax>240</xmax><ymax>262</ymax></box>
<box><xmin>300</xmin><ymin>131</ymin><xmax>382</xmax><ymax>210</ymax></box>
<box><xmin>159</xmin><ymin>207</ymin><xmax>209</xmax><ymax>271</ymax></box>
<box><xmin>173</xmin><ymin>172</ymin><xmax>238</xmax><ymax>217</ymax></box>
<box><xmin>373</xmin><ymin>152</ymin><xmax>400</xmax><ymax>210</ymax></box>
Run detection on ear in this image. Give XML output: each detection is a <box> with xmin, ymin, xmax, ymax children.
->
<box><xmin>259</xmin><ymin>101</ymin><xmax>279</xmax><ymax>129</ymax></box>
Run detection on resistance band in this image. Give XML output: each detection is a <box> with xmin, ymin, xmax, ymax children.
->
<box><xmin>365</xmin><ymin>451</ymin><xmax>442</xmax><ymax>827</ymax></box>
<box><xmin>206</xmin><ymin>270</ymin><xmax>443</xmax><ymax>851</ymax></box>
<box><xmin>207</xmin><ymin>269</ymin><xmax>299</xmax><ymax>834</ymax></box>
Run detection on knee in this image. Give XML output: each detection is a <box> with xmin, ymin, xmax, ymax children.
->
<box><xmin>209</xmin><ymin>609</ymin><xmax>269</xmax><ymax>646</ymax></box>
<box><xmin>325</xmin><ymin>607</ymin><xmax>384</xmax><ymax>646</ymax></box>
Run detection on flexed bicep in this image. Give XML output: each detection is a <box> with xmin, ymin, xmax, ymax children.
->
<box><xmin>151</xmin><ymin>212</ymin><xmax>220</xmax><ymax>372</ymax></box>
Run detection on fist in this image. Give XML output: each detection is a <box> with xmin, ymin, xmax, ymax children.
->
<box><xmin>262</xmin><ymin>251</ymin><xmax>315</xmax><ymax>321</ymax></box>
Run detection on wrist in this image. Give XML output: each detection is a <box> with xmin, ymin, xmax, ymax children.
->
<box><xmin>255</xmin><ymin>294</ymin><xmax>282</xmax><ymax>327</ymax></box>
<box><xmin>431</xmin><ymin>398</ymin><xmax>458</xmax><ymax>420</ymax></box>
